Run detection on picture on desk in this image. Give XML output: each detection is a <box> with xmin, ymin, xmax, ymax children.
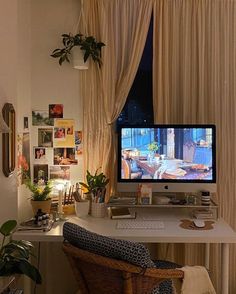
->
<box><xmin>53</xmin><ymin>148</ymin><xmax>78</xmax><ymax>165</ymax></box>
<box><xmin>120</xmin><ymin>127</ymin><xmax>214</xmax><ymax>181</ymax></box>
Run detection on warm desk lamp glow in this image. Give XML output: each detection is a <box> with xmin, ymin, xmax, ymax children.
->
<box><xmin>56</xmin><ymin>183</ymin><xmax>65</xmax><ymax>214</ymax></box>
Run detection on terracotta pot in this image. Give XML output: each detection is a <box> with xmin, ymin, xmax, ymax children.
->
<box><xmin>30</xmin><ymin>199</ymin><xmax>52</xmax><ymax>215</ymax></box>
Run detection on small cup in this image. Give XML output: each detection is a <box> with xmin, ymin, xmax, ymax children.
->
<box><xmin>75</xmin><ymin>200</ymin><xmax>90</xmax><ymax>218</ymax></box>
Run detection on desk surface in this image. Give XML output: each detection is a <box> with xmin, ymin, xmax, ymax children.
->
<box><xmin>14</xmin><ymin>208</ymin><xmax>236</xmax><ymax>244</ymax></box>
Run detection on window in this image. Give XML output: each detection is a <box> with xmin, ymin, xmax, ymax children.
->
<box><xmin>117</xmin><ymin>19</ymin><xmax>153</xmax><ymax>126</ymax></box>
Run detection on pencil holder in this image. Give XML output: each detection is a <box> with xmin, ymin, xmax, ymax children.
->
<box><xmin>75</xmin><ymin>200</ymin><xmax>90</xmax><ymax>218</ymax></box>
<box><xmin>91</xmin><ymin>202</ymin><xmax>106</xmax><ymax>218</ymax></box>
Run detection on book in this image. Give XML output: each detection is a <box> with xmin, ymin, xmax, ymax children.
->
<box><xmin>107</xmin><ymin>196</ymin><xmax>137</xmax><ymax>205</ymax></box>
<box><xmin>110</xmin><ymin>207</ymin><xmax>136</xmax><ymax>219</ymax></box>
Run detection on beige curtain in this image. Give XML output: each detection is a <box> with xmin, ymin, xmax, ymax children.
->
<box><xmin>80</xmin><ymin>0</ymin><xmax>153</xmax><ymax>198</ymax></box>
<box><xmin>153</xmin><ymin>0</ymin><xmax>236</xmax><ymax>292</ymax></box>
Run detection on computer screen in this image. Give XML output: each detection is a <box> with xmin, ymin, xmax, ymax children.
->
<box><xmin>117</xmin><ymin>125</ymin><xmax>216</xmax><ymax>192</ymax></box>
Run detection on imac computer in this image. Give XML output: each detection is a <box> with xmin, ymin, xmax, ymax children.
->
<box><xmin>117</xmin><ymin>124</ymin><xmax>216</xmax><ymax>193</ymax></box>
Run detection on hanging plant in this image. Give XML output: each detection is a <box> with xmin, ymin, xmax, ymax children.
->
<box><xmin>51</xmin><ymin>33</ymin><xmax>105</xmax><ymax>68</ymax></box>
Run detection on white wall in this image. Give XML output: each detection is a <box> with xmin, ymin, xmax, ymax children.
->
<box><xmin>30</xmin><ymin>1</ymin><xmax>83</xmax><ymax>293</ymax></box>
<box><xmin>31</xmin><ymin>0</ymin><xmax>83</xmax><ymax>186</ymax></box>
<box><xmin>0</xmin><ymin>1</ymin><xmax>83</xmax><ymax>292</ymax></box>
<box><xmin>17</xmin><ymin>0</ymin><xmax>33</xmax><ymax>222</ymax></box>
<box><xmin>0</xmin><ymin>0</ymin><xmax>20</xmax><ymax>224</ymax></box>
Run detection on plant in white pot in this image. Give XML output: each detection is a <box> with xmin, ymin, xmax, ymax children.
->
<box><xmin>79</xmin><ymin>169</ymin><xmax>109</xmax><ymax>217</ymax></box>
<box><xmin>51</xmin><ymin>33</ymin><xmax>105</xmax><ymax>68</ymax></box>
<box><xmin>0</xmin><ymin>220</ymin><xmax>41</xmax><ymax>284</ymax></box>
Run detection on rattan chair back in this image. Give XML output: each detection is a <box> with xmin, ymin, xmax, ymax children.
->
<box><xmin>62</xmin><ymin>242</ymin><xmax>183</xmax><ymax>294</ymax></box>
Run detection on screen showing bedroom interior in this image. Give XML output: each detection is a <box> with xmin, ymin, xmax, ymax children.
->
<box><xmin>118</xmin><ymin>125</ymin><xmax>216</xmax><ymax>192</ymax></box>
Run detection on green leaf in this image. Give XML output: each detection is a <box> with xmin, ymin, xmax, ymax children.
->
<box><xmin>52</xmin><ymin>48</ymin><xmax>61</xmax><ymax>53</ymax></box>
<box><xmin>18</xmin><ymin>259</ymin><xmax>42</xmax><ymax>284</ymax></box>
<box><xmin>51</xmin><ymin>51</ymin><xmax>63</xmax><ymax>58</ymax></box>
<box><xmin>84</xmin><ymin>51</ymin><xmax>90</xmax><ymax>62</ymax></box>
<box><xmin>0</xmin><ymin>220</ymin><xmax>17</xmax><ymax>237</ymax></box>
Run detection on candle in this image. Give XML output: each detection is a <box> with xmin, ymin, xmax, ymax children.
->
<box><xmin>58</xmin><ymin>189</ymin><xmax>63</xmax><ymax>214</ymax></box>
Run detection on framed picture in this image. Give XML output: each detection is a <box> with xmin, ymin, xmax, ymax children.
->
<box><xmin>53</xmin><ymin>148</ymin><xmax>78</xmax><ymax>165</ymax></box>
<box><xmin>49</xmin><ymin>104</ymin><xmax>63</xmax><ymax>118</ymax></box>
<box><xmin>38</xmin><ymin>128</ymin><xmax>53</xmax><ymax>147</ymax></box>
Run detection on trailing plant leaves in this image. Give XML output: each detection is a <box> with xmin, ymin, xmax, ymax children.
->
<box><xmin>51</xmin><ymin>32</ymin><xmax>105</xmax><ymax>67</ymax></box>
<box><xmin>0</xmin><ymin>220</ymin><xmax>17</xmax><ymax>237</ymax></box>
<box><xmin>84</xmin><ymin>51</ymin><xmax>90</xmax><ymax>62</ymax></box>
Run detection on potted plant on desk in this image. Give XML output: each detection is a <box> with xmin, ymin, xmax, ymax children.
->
<box><xmin>25</xmin><ymin>178</ymin><xmax>52</xmax><ymax>215</ymax></box>
<box><xmin>79</xmin><ymin>169</ymin><xmax>109</xmax><ymax>218</ymax></box>
<box><xmin>0</xmin><ymin>220</ymin><xmax>41</xmax><ymax>284</ymax></box>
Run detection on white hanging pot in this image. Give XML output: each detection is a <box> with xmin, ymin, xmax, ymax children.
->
<box><xmin>72</xmin><ymin>47</ymin><xmax>89</xmax><ymax>70</ymax></box>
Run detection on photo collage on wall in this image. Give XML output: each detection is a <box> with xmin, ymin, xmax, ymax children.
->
<box><xmin>31</xmin><ymin>104</ymin><xmax>82</xmax><ymax>183</ymax></box>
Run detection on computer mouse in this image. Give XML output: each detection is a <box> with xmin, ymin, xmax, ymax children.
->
<box><xmin>193</xmin><ymin>219</ymin><xmax>205</xmax><ymax>228</ymax></box>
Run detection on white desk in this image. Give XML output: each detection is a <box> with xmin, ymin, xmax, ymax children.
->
<box><xmin>14</xmin><ymin>209</ymin><xmax>236</xmax><ymax>294</ymax></box>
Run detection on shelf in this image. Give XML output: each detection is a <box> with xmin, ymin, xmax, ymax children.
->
<box><xmin>106</xmin><ymin>199</ymin><xmax>218</xmax><ymax>209</ymax></box>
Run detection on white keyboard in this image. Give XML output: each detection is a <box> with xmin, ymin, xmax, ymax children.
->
<box><xmin>116</xmin><ymin>220</ymin><xmax>164</xmax><ymax>230</ymax></box>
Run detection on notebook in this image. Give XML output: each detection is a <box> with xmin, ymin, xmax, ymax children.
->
<box><xmin>110</xmin><ymin>207</ymin><xmax>136</xmax><ymax>219</ymax></box>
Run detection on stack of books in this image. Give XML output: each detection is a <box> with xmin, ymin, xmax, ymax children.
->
<box><xmin>192</xmin><ymin>209</ymin><xmax>214</xmax><ymax>219</ymax></box>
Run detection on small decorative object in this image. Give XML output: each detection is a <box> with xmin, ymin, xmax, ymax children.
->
<box><xmin>201</xmin><ymin>191</ymin><xmax>211</xmax><ymax>206</ymax></box>
<box><xmin>0</xmin><ymin>219</ymin><xmax>41</xmax><ymax>283</ymax></box>
<box><xmin>25</xmin><ymin>178</ymin><xmax>52</xmax><ymax>214</ymax></box>
<box><xmin>147</xmin><ymin>141</ymin><xmax>159</xmax><ymax>162</ymax></box>
<box><xmin>51</xmin><ymin>33</ymin><xmax>105</xmax><ymax>68</ymax></box>
<box><xmin>79</xmin><ymin>169</ymin><xmax>109</xmax><ymax>217</ymax></box>
<box><xmin>138</xmin><ymin>184</ymin><xmax>152</xmax><ymax>205</ymax></box>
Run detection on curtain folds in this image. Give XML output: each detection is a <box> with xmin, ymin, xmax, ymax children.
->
<box><xmin>153</xmin><ymin>1</ymin><xmax>236</xmax><ymax>292</ymax></box>
<box><xmin>80</xmin><ymin>0</ymin><xmax>153</xmax><ymax>198</ymax></box>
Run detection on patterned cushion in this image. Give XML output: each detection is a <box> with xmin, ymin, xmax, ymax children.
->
<box><xmin>63</xmin><ymin>222</ymin><xmax>155</xmax><ymax>268</ymax></box>
<box><xmin>151</xmin><ymin>260</ymin><xmax>181</xmax><ymax>294</ymax></box>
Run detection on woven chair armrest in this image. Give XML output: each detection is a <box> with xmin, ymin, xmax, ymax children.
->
<box><xmin>62</xmin><ymin>242</ymin><xmax>184</xmax><ymax>280</ymax></box>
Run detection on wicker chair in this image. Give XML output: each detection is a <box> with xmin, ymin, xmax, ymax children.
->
<box><xmin>62</xmin><ymin>242</ymin><xmax>184</xmax><ymax>294</ymax></box>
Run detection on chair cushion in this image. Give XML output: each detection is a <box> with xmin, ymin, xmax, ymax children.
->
<box><xmin>151</xmin><ymin>260</ymin><xmax>181</xmax><ymax>294</ymax></box>
<box><xmin>63</xmin><ymin>222</ymin><xmax>155</xmax><ymax>268</ymax></box>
